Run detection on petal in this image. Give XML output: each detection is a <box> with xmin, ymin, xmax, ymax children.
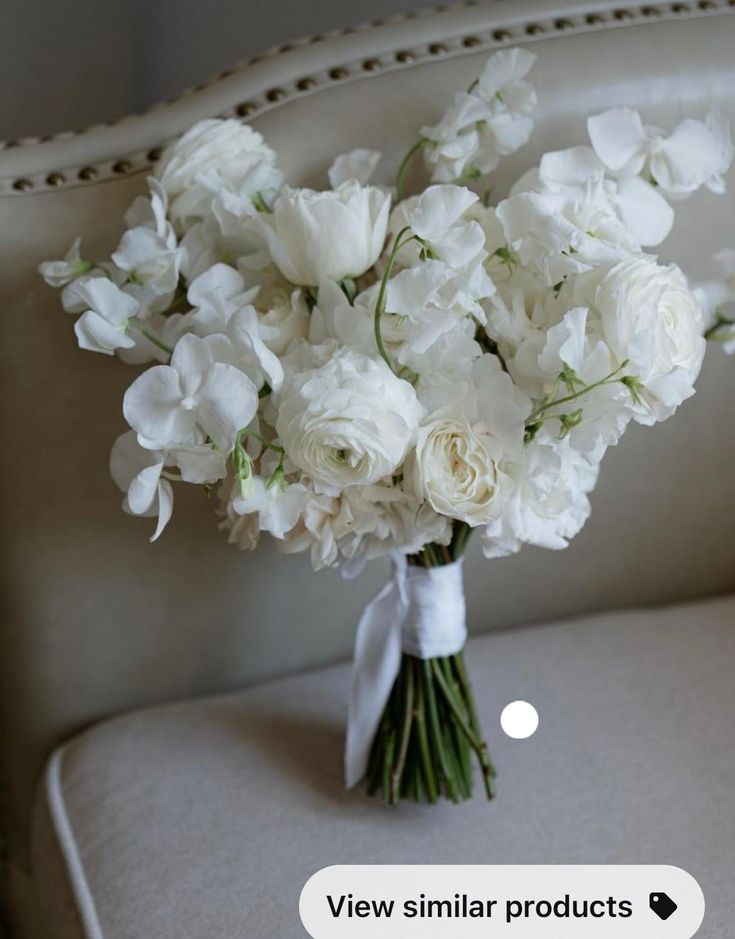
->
<box><xmin>110</xmin><ymin>430</ymin><xmax>161</xmax><ymax>492</ymax></box>
<box><xmin>407</xmin><ymin>184</ymin><xmax>478</xmax><ymax>240</ymax></box>
<box><xmin>74</xmin><ymin>312</ymin><xmax>135</xmax><ymax>355</ymax></box>
<box><xmin>170</xmin><ymin>445</ymin><xmax>227</xmax><ymax>483</ymax></box>
<box><xmin>196</xmin><ymin>363</ymin><xmax>259</xmax><ymax>450</ymax></box>
<box><xmin>477</xmin><ymin>48</ymin><xmax>537</xmax><ymax>97</ymax></box>
<box><xmin>127</xmin><ymin>462</ymin><xmax>164</xmax><ymax>515</ymax></box>
<box><xmin>653</xmin><ymin>119</ymin><xmax>723</xmax><ymax>193</ymax></box>
<box><xmin>227</xmin><ymin>307</ymin><xmax>285</xmax><ymax>392</ymax></box>
<box><xmin>539</xmin><ymin>146</ymin><xmax>604</xmax><ymax>188</ymax></box>
<box><xmin>587</xmin><ymin>108</ymin><xmax>648</xmax><ymax>173</ymax></box>
<box><xmin>614</xmin><ymin>176</ymin><xmax>674</xmax><ymax>246</ymax></box>
<box><xmin>150</xmin><ymin>480</ymin><xmax>174</xmax><ymax>542</ymax></box>
<box><xmin>328</xmin><ymin>149</ymin><xmax>382</xmax><ymax>188</ymax></box>
<box><xmin>123</xmin><ymin>365</ymin><xmax>190</xmax><ymax>444</ymax></box>
<box><xmin>187</xmin><ymin>262</ymin><xmax>244</xmax><ymax>307</ymax></box>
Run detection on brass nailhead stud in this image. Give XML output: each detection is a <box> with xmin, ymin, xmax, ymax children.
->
<box><xmin>113</xmin><ymin>160</ymin><xmax>132</xmax><ymax>174</ymax></box>
<box><xmin>526</xmin><ymin>23</ymin><xmax>545</xmax><ymax>34</ymax></box>
<box><xmin>614</xmin><ymin>7</ymin><xmax>634</xmax><ymax>16</ymax></box>
<box><xmin>698</xmin><ymin>1</ymin><xmax>715</xmax><ymax>8</ymax></box>
<box><xmin>462</xmin><ymin>35</ymin><xmax>481</xmax><ymax>47</ymax></box>
<box><xmin>586</xmin><ymin>13</ymin><xmax>606</xmax><ymax>23</ymax></box>
<box><xmin>493</xmin><ymin>29</ymin><xmax>513</xmax><ymax>41</ymax></box>
<box><xmin>641</xmin><ymin>4</ymin><xmax>661</xmax><ymax>12</ymax></box>
<box><xmin>13</xmin><ymin>178</ymin><xmax>33</xmax><ymax>192</ymax></box>
<box><xmin>296</xmin><ymin>77</ymin><xmax>316</xmax><ymax>91</ymax></box>
<box><xmin>429</xmin><ymin>42</ymin><xmax>448</xmax><ymax>54</ymax></box>
<box><xmin>329</xmin><ymin>67</ymin><xmax>348</xmax><ymax>80</ymax></box>
<box><xmin>555</xmin><ymin>18</ymin><xmax>575</xmax><ymax>29</ymax></box>
<box><xmin>395</xmin><ymin>50</ymin><xmax>414</xmax><ymax>62</ymax></box>
<box><xmin>236</xmin><ymin>102</ymin><xmax>257</xmax><ymax>117</ymax></box>
<box><xmin>147</xmin><ymin>147</ymin><xmax>163</xmax><ymax>162</ymax></box>
<box><xmin>363</xmin><ymin>58</ymin><xmax>382</xmax><ymax>71</ymax></box>
<box><xmin>78</xmin><ymin>166</ymin><xmax>98</xmax><ymax>181</ymax></box>
<box><xmin>671</xmin><ymin>2</ymin><xmax>690</xmax><ymax>10</ymax></box>
<box><xmin>46</xmin><ymin>173</ymin><xmax>65</xmax><ymax>187</ymax></box>
<box><xmin>266</xmin><ymin>87</ymin><xmax>286</xmax><ymax>101</ymax></box>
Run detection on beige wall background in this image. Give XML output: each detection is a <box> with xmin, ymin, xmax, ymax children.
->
<box><xmin>2</xmin><ymin>0</ymin><xmax>443</xmax><ymax>141</ymax></box>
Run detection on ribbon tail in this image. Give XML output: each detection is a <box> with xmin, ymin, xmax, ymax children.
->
<box><xmin>345</xmin><ymin>574</ymin><xmax>406</xmax><ymax>789</ymax></box>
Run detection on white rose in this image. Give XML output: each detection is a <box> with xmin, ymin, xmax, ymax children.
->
<box><xmin>595</xmin><ymin>258</ymin><xmax>706</xmax><ymax>421</ymax></box>
<box><xmin>412</xmin><ymin>410</ymin><xmax>507</xmax><ymax>526</ymax></box>
<box><xmin>275</xmin><ymin>349</ymin><xmax>422</xmax><ymax>492</ymax></box>
<box><xmin>155</xmin><ymin>119</ymin><xmax>281</xmax><ymax>224</ymax></box>
<box><xmin>254</xmin><ymin>181</ymin><xmax>390</xmax><ymax>286</ymax></box>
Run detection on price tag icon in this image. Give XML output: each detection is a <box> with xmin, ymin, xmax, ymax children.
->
<box><xmin>650</xmin><ymin>892</ymin><xmax>678</xmax><ymax>921</ymax></box>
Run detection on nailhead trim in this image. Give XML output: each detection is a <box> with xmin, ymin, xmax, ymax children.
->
<box><xmin>2</xmin><ymin>0</ymin><xmax>733</xmax><ymax>194</ymax></box>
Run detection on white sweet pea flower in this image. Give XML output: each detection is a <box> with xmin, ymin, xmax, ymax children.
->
<box><xmin>123</xmin><ymin>333</ymin><xmax>259</xmax><ymax>450</ymax></box>
<box><xmin>187</xmin><ymin>263</ymin><xmax>283</xmax><ymax>391</ymax></box>
<box><xmin>39</xmin><ymin>237</ymin><xmax>92</xmax><ymax>288</ymax></box>
<box><xmin>253</xmin><ymin>181</ymin><xmax>390</xmax><ymax>286</ymax></box>
<box><xmin>421</xmin><ymin>49</ymin><xmax>537</xmax><ymax>182</ymax></box>
<box><xmin>73</xmin><ymin>278</ymin><xmax>140</xmax><ymax>355</ymax></box>
<box><xmin>232</xmin><ymin>476</ymin><xmax>309</xmax><ymax>540</ymax></box>
<box><xmin>694</xmin><ymin>249</ymin><xmax>735</xmax><ymax>354</ymax></box>
<box><xmin>588</xmin><ymin>106</ymin><xmax>733</xmax><ymax>197</ymax></box>
<box><xmin>275</xmin><ymin>347</ymin><xmax>422</xmax><ymax>493</ymax></box>
<box><xmin>595</xmin><ymin>258</ymin><xmax>706</xmax><ymax>423</ymax></box>
<box><xmin>155</xmin><ymin>119</ymin><xmax>282</xmax><ymax>226</ymax></box>
<box><xmin>112</xmin><ymin>224</ymin><xmax>181</xmax><ymax>310</ymax></box>
<box><xmin>396</xmin><ymin>184</ymin><xmax>484</xmax><ymax>269</ymax></box>
<box><xmin>483</xmin><ymin>435</ymin><xmax>599</xmax><ymax>557</ymax></box>
<box><xmin>328</xmin><ymin>149</ymin><xmax>382</xmax><ymax>188</ymax></box>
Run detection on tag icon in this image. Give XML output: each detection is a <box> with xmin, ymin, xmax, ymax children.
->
<box><xmin>650</xmin><ymin>892</ymin><xmax>678</xmax><ymax>921</ymax></box>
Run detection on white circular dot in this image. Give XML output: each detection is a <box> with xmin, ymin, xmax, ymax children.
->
<box><xmin>500</xmin><ymin>700</ymin><xmax>539</xmax><ymax>739</ymax></box>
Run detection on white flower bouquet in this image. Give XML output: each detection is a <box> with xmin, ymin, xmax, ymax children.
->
<box><xmin>41</xmin><ymin>48</ymin><xmax>734</xmax><ymax>805</ymax></box>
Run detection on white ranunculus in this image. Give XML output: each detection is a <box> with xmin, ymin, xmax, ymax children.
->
<box><xmin>254</xmin><ymin>181</ymin><xmax>391</xmax><ymax>286</ymax></box>
<box><xmin>412</xmin><ymin>356</ymin><xmax>528</xmax><ymax>526</ymax></box>
<box><xmin>412</xmin><ymin>410</ymin><xmax>503</xmax><ymax>525</ymax></box>
<box><xmin>155</xmin><ymin>119</ymin><xmax>282</xmax><ymax>225</ymax></box>
<box><xmin>595</xmin><ymin>258</ymin><xmax>706</xmax><ymax>422</ymax></box>
<box><xmin>275</xmin><ymin>348</ymin><xmax>422</xmax><ymax>493</ymax></box>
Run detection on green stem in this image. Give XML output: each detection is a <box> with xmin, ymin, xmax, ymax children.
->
<box><xmin>373</xmin><ymin>225</ymin><xmax>415</xmax><ymax>372</ymax></box>
<box><xmin>413</xmin><ymin>658</ymin><xmax>439</xmax><ymax>803</ymax></box>
<box><xmin>131</xmin><ymin>319</ymin><xmax>174</xmax><ymax>356</ymax></box>
<box><xmin>390</xmin><ymin>658</ymin><xmax>415</xmax><ymax>803</ymax></box>
<box><xmin>526</xmin><ymin>362</ymin><xmax>629</xmax><ymax>426</ymax></box>
<box><xmin>422</xmin><ymin>659</ymin><xmax>459</xmax><ymax>801</ymax></box>
<box><xmin>395</xmin><ymin>139</ymin><xmax>428</xmax><ymax>202</ymax></box>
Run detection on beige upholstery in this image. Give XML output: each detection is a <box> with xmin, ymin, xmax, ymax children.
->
<box><xmin>2</xmin><ymin>1</ymin><xmax>735</xmax><ymax>935</ymax></box>
<box><xmin>30</xmin><ymin>596</ymin><xmax>735</xmax><ymax>938</ymax></box>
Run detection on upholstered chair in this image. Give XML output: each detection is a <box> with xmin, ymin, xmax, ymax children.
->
<box><xmin>1</xmin><ymin>2</ymin><xmax>734</xmax><ymax>936</ymax></box>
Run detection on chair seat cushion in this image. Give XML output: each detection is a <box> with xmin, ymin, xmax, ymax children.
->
<box><xmin>32</xmin><ymin>595</ymin><xmax>735</xmax><ymax>939</ymax></box>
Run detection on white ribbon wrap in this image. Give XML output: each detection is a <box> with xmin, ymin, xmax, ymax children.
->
<box><xmin>345</xmin><ymin>554</ymin><xmax>467</xmax><ymax>789</ymax></box>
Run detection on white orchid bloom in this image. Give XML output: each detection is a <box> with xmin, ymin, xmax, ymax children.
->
<box><xmin>110</xmin><ymin>431</ymin><xmax>226</xmax><ymax>541</ymax></box>
<box><xmin>588</xmin><ymin>107</ymin><xmax>733</xmax><ymax>197</ymax></box>
<box><xmin>123</xmin><ymin>332</ymin><xmax>259</xmax><ymax>451</ymax></box>
<box><xmin>328</xmin><ymin>149</ymin><xmax>382</xmax><ymax>188</ymax></box>
<box><xmin>110</xmin><ymin>431</ymin><xmax>174</xmax><ymax>542</ymax></box>
<box><xmin>39</xmin><ymin>237</ymin><xmax>92</xmax><ymax>288</ymax></box>
<box><xmin>72</xmin><ymin>278</ymin><xmax>140</xmax><ymax>355</ymax></box>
